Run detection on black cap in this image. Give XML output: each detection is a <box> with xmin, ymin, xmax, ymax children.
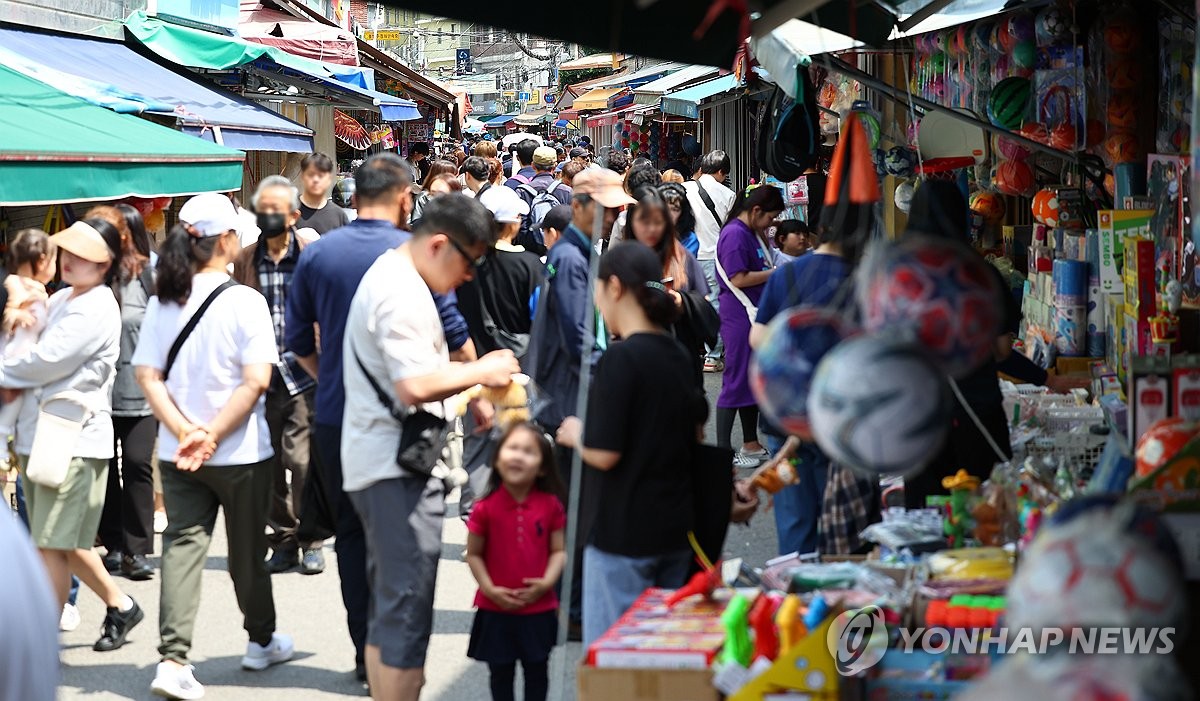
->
<box><xmin>569</xmin><ymin>147</ymin><xmax>589</xmax><ymax>159</ymax></box>
<box><xmin>536</xmin><ymin>204</ymin><xmax>572</xmax><ymax>232</ymax></box>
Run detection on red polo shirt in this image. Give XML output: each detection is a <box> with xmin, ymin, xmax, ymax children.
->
<box><xmin>467</xmin><ymin>487</ymin><xmax>566</xmax><ymax>614</ymax></box>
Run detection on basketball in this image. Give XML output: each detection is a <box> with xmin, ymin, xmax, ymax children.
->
<box><xmin>858</xmin><ymin>235</ymin><xmax>1004</xmax><ymax>378</ymax></box>
<box><xmin>1104</xmin><ymin>129</ymin><xmax>1141</xmax><ymax>164</ymax></box>
<box><xmin>994</xmin><ymin>132</ymin><xmax>1032</xmax><ymax>161</ymax></box>
<box><xmin>1107</xmin><ymin>91</ymin><xmax>1137</xmax><ymax>129</ymax></box>
<box><xmin>987</xmin><ymin>77</ymin><xmax>1031</xmax><ymax>130</ymax></box>
<box><xmin>807</xmin><ymin>335</ymin><xmax>951</xmax><ymax>476</ymax></box>
<box><xmin>1048</xmin><ymin>122</ymin><xmax>1077</xmax><ymax>151</ymax></box>
<box><xmin>1031</xmin><ymin>188</ymin><xmax>1062</xmax><ymax>226</ymax></box>
<box><xmin>1104</xmin><ymin>19</ymin><xmax>1140</xmax><ymax>54</ymax></box>
<box><xmin>994</xmin><ymin>159</ymin><xmax>1035</xmax><ymax>197</ymax></box>
<box><xmin>969</xmin><ymin>191</ymin><xmax>1006</xmax><ymax>221</ymax></box>
<box><xmin>750</xmin><ymin>307</ymin><xmax>857</xmax><ymax>439</ymax></box>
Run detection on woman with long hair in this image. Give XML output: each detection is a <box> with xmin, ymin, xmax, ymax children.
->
<box><xmin>0</xmin><ymin>217</ymin><xmax>144</xmax><ymax>651</ymax></box>
<box><xmin>555</xmin><ymin>242</ymin><xmax>708</xmax><ymax>646</ymax></box>
<box><xmin>133</xmin><ymin>193</ymin><xmax>291</xmax><ymax>698</ymax></box>
<box><xmin>658</xmin><ymin>182</ymin><xmax>699</xmax><ymax>257</ymax></box>
<box><xmin>623</xmin><ymin>187</ymin><xmax>716</xmax><ymax>384</ymax></box>
<box><xmin>715</xmin><ymin>184</ymin><xmax>784</xmax><ymax>468</ymax></box>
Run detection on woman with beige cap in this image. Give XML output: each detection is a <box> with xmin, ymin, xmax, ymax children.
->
<box><xmin>0</xmin><ymin>217</ymin><xmax>144</xmax><ymax>652</ymax></box>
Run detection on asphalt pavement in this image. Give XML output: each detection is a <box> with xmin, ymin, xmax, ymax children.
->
<box><xmin>59</xmin><ymin>372</ymin><xmax>779</xmax><ymax>700</ymax></box>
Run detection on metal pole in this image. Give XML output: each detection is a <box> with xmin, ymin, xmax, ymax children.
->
<box><xmin>820</xmin><ymin>56</ymin><xmax>1081</xmax><ymax>166</ymax></box>
<box><xmin>552</xmin><ymin>201</ymin><xmax>606</xmax><ymax>701</ymax></box>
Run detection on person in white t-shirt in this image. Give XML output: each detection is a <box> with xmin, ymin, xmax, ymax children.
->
<box><xmin>133</xmin><ymin>193</ymin><xmax>291</xmax><ymax>701</ymax></box>
<box><xmin>683</xmin><ymin>150</ymin><xmax>736</xmax><ymax>371</ymax></box>
<box><xmin>341</xmin><ymin>194</ymin><xmax>519</xmax><ymax>701</ymax></box>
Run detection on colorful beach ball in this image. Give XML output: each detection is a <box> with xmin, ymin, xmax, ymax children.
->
<box><xmin>987</xmin><ymin>77</ymin><xmax>1031</xmax><ymax>130</ymax></box>
<box><xmin>750</xmin><ymin>307</ymin><xmax>857</xmax><ymax>438</ymax></box>
<box><xmin>858</xmin><ymin>235</ymin><xmax>1004</xmax><ymax>378</ymax></box>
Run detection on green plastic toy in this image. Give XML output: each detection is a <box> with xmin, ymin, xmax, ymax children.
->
<box><xmin>719</xmin><ymin>593</ymin><xmax>753</xmax><ymax>668</ymax></box>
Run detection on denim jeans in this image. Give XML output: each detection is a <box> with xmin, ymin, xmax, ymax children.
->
<box><xmin>699</xmin><ymin>258</ymin><xmax>724</xmax><ymax>360</ymax></box>
<box><xmin>763</xmin><ymin>434</ymin><xmax>830</xmax><ymax>557</ymax></box>
<box><xmin>582</xmin><ymin>546</ymin><xmax>691</xmax><ymax>647</ymax></box>
<box><xmin>16</xmin><ymin>477</ymin><xmax>79</xmax><ymax>605</ymax></box>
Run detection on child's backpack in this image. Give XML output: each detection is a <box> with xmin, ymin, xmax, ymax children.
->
<box><xmin>756</xmin><ymin>66</ymin><xmax>821</xmax><ymax>182</ymax></box>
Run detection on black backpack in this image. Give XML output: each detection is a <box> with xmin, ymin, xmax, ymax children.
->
<box><xmin>756</xmin><ymin>66</ymin><xmax>821</xmax><ymax>182</ymax></box>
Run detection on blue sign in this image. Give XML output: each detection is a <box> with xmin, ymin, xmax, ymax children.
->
<box><xmin>455</xmin><ymin>48</ymin><xmax>472</xmax><ymax>74</ymax></box>
<box><xmin>518</xmin><ymin>92</ymin><xmax>531</xmax><ymax>103</ymax></box>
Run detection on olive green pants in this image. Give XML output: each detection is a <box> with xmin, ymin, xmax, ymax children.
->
<box><xmin>158</xmin><ymin>460</ymin><xmax>276</xmax><ymax>663</ymax></box>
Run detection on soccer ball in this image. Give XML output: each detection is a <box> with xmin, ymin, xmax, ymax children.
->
<box><xmin>894</xmin><ymin>182</ymin><xmax>916</xmax><ymax>213</ymax></box>
<box><xmin>883</xmin><ymin>146</ymin><xmax>918</xmax><ymax>178</ymax></box>
<box><xmin>1035</xmin><ymin>7</ymin><xmax>1070</xmax><ymax>45</ymax></box>
<box><xmin>750</xmin><ymin>307</ymin><xmax>857</xmax><ymax>438</ymax></box>
<box><xmin>857</xmin><ymin>236</ymin><xmax>1004</xmax><ymax>378</ymax></box>
<box><xmin>807</xmin><ymin>335</ymin><xmax>951</xmax><ymax>476</ymax></box>
<box><xmin>1006</xmin><ymin>509</ymin><xmax>1185</xmax><ymax>630</ymax></box>
<box><xmin>1135</xmin><ymin>417</ymin><xmax>1200</xmax><ymax>478</ymax></box>
<box><xmin>1031</xmin><ymin>188</ymin><xmax>1062</xmax><ymax>226</ymax></box>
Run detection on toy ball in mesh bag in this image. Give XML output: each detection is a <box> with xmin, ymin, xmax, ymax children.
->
<box><xmin>807</xmin><ymin>334</ymin><xmax>950</xmax><ymax>476</ymax></box>
<box><xmin>750</xmin><ymin>306</ymin><xmax>857</xmax><ymax>438</ymax></box>
<box><xmin>883</xmin><ymin>146</ymin><xmax>917</xmax><ymax>177</ymax></box>
<box><xmin>894</xmin><ymin>182</ymin><xmax>916</xmax><ymax>213</ymax></box>
<box><xmin>1006</xmin><ymin>506</ymin><xmax>1185</xmax><ymax>631</ymax></box>
<box><xmin>858</xmin><ymin>235</ymin><xmax>1004</xmax><ymax>378</ymax></box>
<box><xmin>1035</xmin><ymin>7</ymin><xmax>1070</xmax><ymax>45</ymax></box>
<box><xmin>969</xmin><ymin>191</ymin><xmax>1006</xmax><ymax>221</ymax></box>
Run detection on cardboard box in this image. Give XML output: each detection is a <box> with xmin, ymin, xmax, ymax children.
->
<box><xmin>1098</xmin><ymin>209</ymin><xmax>1153</xmax><ymax>295</ymax></box>
<box><xmin>577</xmin><ymin>665</ymin><xmax>719</xmax><ymax>701</ymax></box>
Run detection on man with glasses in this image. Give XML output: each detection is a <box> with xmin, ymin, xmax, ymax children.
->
<box><xmin>530</xmin><ymin>168</ymin><xmax>635</xmax><ymax>639</ymax></box>
<box><xmin>285</xmin><ymin>153</ymin><xmax>472</xmax><ymax>687</ymax></box>
<box><xmin>341</xmin><ymin>195</ymin><xmax>519</xmax><ymax>701</ymax></box>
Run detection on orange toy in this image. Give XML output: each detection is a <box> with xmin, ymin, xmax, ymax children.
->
<box><xmin>1135</xmin><ymin>418</ymin><xmax>1200</xmax><ymax>477</ymax></box>
<box><xmin>1085</xmin><ymin>118</ymin><xmax>1106</xmax><ymax>147</ymax></box>
<box><xmin>1106</xmin><ymin>92</ymin><xmax>1137</xmax><ymax>129</ymax></box>
<box><xmin>1104</xmin><ymin>19</ymin><xmax>1140</xmax><ymax>54</ymax></box>
<box><xmin>969</xmin><ymin>191</ymin><xmax>1005</xmax><ymax>221</ymax></box>
<box><xmin>1031</xmin><ymin>188</ymin><xmax>1062</xmax><ymax>226</ymax></box>
<box><xmin>994</xmin><ymin>159</ymin><xmax>1035</xmax><ymax>197</ymax></box>
<box><xmin>1018</xmin><ymin>121</ymin><xmax>1049</xmax><ymax>143</ymax></box>
<box><xmin>1104</xmin><ymin>129</ymin><xmax>1141</xmax><ymax>164</ymax></box>
<box><xmin>1048</xmin><ymin>122</ymin><xmax>1077</xmax><ymax>151</ymax></box>
<box><xmin>1106</xmin><ymin>61</ymin><xmax>1137</xmax><ymax>90</ymax></box>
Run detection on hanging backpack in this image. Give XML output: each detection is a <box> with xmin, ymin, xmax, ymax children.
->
<box><xmin>757</xmin><ymin>65</ymin><xmax>821</xmax><ymax>182</ymax></box>
<box><xmin>516</xmin><ymin>180</ymin><xmax>560</xmax><ymax>255</ymax></box>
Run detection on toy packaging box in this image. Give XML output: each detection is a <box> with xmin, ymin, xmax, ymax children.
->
<box><xmin>1098</xmin><ymin>209</ymin><xmax>1153</xmax><ymax>294</ymax></box>
<box><xmin>585</xmin><ymin>588</ymin><xmax>727</xmax><ymax>669</ymax></box>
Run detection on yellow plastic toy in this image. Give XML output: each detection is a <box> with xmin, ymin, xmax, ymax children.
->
<box><xmin>450</xmin><ymin>374</ymin><xmax>531</xmax><ymax>429</ymax></box>
<box><xmin>728</xmin><ymin>605</ymin><xmax>840</xmax><ymax>701</ymax></box>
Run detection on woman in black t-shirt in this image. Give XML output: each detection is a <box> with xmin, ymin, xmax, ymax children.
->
<box><xmin>555</xmin><ymin>243</ymin><xmax>708</xmax><ymax>646</ymax></box>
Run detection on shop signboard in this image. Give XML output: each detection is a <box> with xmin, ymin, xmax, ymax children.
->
<box><xmin>407</xmin><ymin>122</ymin><xmax>433</xmax><ymax>143</ymax></box>
<box><xmin>364</xmin><ymin>30</ymin><xmax>403</xmax><ymax>41</ymax></box>
<box><xmin>150</xmin><ymin>0</ymin><xmax>238</xmax><ymax>34</ymax></box>
<box><xmin>518</xmin><ymin>92</ymin><xmax>531</xmax><ymax>103</ymax></box>
<box><xmin>456</xmin><ymin>49</ymin><xmax>473</xmax><ymax>74</ymax></box>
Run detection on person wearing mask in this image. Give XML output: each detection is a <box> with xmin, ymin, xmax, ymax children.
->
<box><xmin>88</xmin><ymin>205</ymin><xmax>157</xmax><ymax>582</ymax></box>
<box><xmin>341</xmin><ymin>195</ymin><xmax>519</xmax><ymax>701</ymax></box>
<box><xmin>529</xmin><ymin>169</ymin><xmax>635</xmax><ymax>640</ymax></box>
<box><xmin>0</xmin><ymin>218</ymin><xmax>144</xmax><ymax>654</ymax></box>
<box><xmin>623</xmin><ymin>187</ymin><xmax>715</xmax><ymax>386</ymax></box>
<box><xmin>659</xmin><ymin>183</ymin><xmax>700</xmax><ymax>258</ymax></box>
<box><xmin>134</xmin><ymin>194</ymin><xmax>291</xmax><ymax>698</ymax></box>
<box><xmin>404</xmin><ymin>142</ymin><xmax>431</xmax><ymax>184</ymax></box>
<box><xmin>233</xmin><ymin>176</ymin><xmax>324</xmax><ymax>576</ymax></box>
<box><xmin>715</xmin><ymin>185</ymin><xmax>782</xmax><ymax>468</ymax></box>
<box><xmin>297</xmin><ymin>153</ymin><xmax>350</xmax><ymax>236</ymax></box>
<box><xmin>685</xmin><ymin>150</ymin><xmax>736</xmax><ymax>373</ymax></box>
<box><xmin>285</xmin><ymin>153</ymin><xmax>473</xmax><ymax>685</ymax></box>
<box><xmin>555</xmin><ymin>242</ymin><xmax>708</xmax><ymax>646</ymax></box>
<box><xmin>504</xmin><ymin>139</ymin><xmax>541</xmax><ymax>189</ymax></box>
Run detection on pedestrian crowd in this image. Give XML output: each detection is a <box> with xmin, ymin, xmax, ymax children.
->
<box><xmin>3</xmin><ymin>135</ymin><xmax>920</xmax><ymax>701</ymax></box>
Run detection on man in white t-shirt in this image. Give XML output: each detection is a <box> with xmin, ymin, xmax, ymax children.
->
<box><xmin>341</xmin><ymin>194</ymin><xmax>519</xmax><ymax>701</ymax></box>
<box><xmin>684</xmin><ymin>150</ymin><xmax>735</xmax><ymax>371</ymax></box>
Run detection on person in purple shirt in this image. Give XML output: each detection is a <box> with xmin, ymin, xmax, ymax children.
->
<box><xmin>284</xmin><ymin>153</ymin><xmax>472</xmax><ymax>685</ymax></box>
<box><xmin>714</xmin><ymin>185</ymin><xmax>785</xmax><ymax>469</ymax></box>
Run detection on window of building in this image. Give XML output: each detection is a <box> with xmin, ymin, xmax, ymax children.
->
<box><xmin>438</xmin><ymin>29</ymin><xmax>443</xmax><ymax>44</ymax></box>
<box><xmin>450</xmin><ymin>23</ymin><xmax>456</xmax><ymax>35</ymax></box>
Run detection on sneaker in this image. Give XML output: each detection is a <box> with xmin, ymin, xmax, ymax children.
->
<box><xmin>300</xmin><ymin>548</ymin><xmax>325</xmax><ymax>575</ymax></box>
<box><xmin>151</xmin><ymin>662</ymin><xmax>205</xmax><ymax>700</ymax></box>
<box><xmin>93</xmin><ymin>598</ymin><xmax>144</xmax><ymax>652</ymax></box>
<box><xmin>154</xmin><ymin>510</ymin><xmax>168</xmax><ymax>534</ymax></box>
<box><xmin>265</xmin><ymin>548</ymin><xmax>300</xmax><ymax>574</ymax></box>
<box><xmin>59</xmin><ymin>603</ymin><xmax>81</xmax><ymax>632</ymax></box>
<box><xmin>733</xmin><ymin>450</ymin><xmax>768</xmax><ymax>469</ymax></box>
<box><xmin>241</xmin><ymin>633</ymin><xmax>294</xmax><ymax>671</ymax></box>
<box><xmin>102</xmin><ymin>550</ymin><xmax>124</xmax><ymax>573</ymax></box>
<box><xmin>121</xmin><ymin>553</ymin><xmax>155</xmax><ymax>581</ymax></box>
<box><xmin>703</xmin><ymin>358</ymin><xmax>725</xmax><ymax>373</ymax></box>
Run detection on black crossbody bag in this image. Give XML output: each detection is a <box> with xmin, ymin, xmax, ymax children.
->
<box><xmin>164</xmin><ymin>280</ymin><xmax>237</xmax><ymax>380</ymax></box>
<box><xmin>352</xmin><ymin>346</ymin><xmax>449</xmax><ymax>479</ymax></box>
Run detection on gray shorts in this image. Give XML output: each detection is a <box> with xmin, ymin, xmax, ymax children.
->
<box><xmin>347</xmin><ymin>476</ymin><xmax>445</xmax><ymax>669</ymax></box>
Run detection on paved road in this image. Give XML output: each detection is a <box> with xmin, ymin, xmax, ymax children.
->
<box><xmin>60</xmin><ymin>373</ymin><xmax>779</xmax><ymax>700</ymax></box>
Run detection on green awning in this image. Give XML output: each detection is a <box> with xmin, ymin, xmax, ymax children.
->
<box><xmin>0</xmin><ymin>63</ymin><xmax>244</xmax><ymax>205</ymax></box>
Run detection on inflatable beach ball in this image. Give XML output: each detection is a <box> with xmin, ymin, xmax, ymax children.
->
<box><xmin>807</xmin><ymin>335</ymin><xmax>950</xmax><ymax>476</ymax></box>
<box><xmin>858</xmin><ymin>235</ymin><xmax>1004</xmax><ymax>378</ymax></box>
<box><xmin>987</xmin><ymin>77</ymin><xmax>1031</xmax><ymax>130</ymax></box>
<box><xmin>750</xmin><ymin>307</ymin><xmax>857</xmax><ymax>439</ymax></box>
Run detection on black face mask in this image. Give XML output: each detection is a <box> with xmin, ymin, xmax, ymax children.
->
<box><xmin>256</xmin><ymin>212</ymin><xmax>287</xmax><ymax>238</ymax></box>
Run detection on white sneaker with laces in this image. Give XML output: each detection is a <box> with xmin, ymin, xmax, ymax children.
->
<box><xmin>154</xmin><ymin>510</ymin><xmax>168</xmax><ymax>534</ymax></box>
<box><xmin>241</xmin><ymin>633</ymin><xmax>294</xmax><ymax>671</ymax></box>
<box><xmin>151</xmin><ymin>662</ymin><xmax>205</xmax><ymax>700</ymax></box>
<box><xmin>59</xmin><ymin>603</ymin><xmax>81</xmax><ymax>632</ymax></box>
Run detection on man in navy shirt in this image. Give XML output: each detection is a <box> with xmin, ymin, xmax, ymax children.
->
<box><xmin>503</xmin><ymin>139</ymin><xmax>540</xmax><ymax>189</ymax></box>
<box><xmin>285</xmin><ymin>153</ymin><xmax>471</xmax><ymax>683</ymax></box>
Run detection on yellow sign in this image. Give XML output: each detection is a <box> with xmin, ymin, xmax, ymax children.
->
<box><xmin>364</xmin><ymin>30</ymin><xmax>402</xmax><ymax>41</ymax></box>
<box><xmin>527</xmin><ymin>89</ymin><xmax>541</xmax><ymax>104</ymax></box>
<box><xmin>503</xmin><ymin>91</ymin><xmax>516</xmax><ymax>98</ymax></box>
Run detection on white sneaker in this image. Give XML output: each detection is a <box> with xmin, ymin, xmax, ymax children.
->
<box><xmin>151</xmin><ymin>662</ymin><xmax>205</xmax><ymax>700</ymax></box>
<box><xmin>59</xmin><ymin>603</ymin><xmax>81</xmax><ymax>632</ymax></box>
<box><xmin>241</xmin><ymin>633</ymin><xmax>294</xmax><ymax>671</ymax></box>
<box><xmin>154</xmin><ymin>510</ymin><xmax>168</xmax><ymax>534</ymax></box>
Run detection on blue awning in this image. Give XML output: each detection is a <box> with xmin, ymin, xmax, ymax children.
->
<box><xmin>485</xmin><ymin>113</ymin><xmax>518</xmax><ymax>128</ymax></box>
<box><xmin>554</xmin><ymin>119</ymin><xmax>569</xmax><ymax>128</ymax></box>
<box><xmin>661</xmin><ymin>75</ymin><xmax>741</xmax><ymax>119</ymax></box>
<box><xmin>0</xmin><ymin>25</ymin><xmax>314</xmax><ymax>153</ymax></box>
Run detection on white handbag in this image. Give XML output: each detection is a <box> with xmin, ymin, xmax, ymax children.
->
<box><xmin>25</xmin><ymin>391</ymin><xmax>93</xmax><ymax>489</ymax></box>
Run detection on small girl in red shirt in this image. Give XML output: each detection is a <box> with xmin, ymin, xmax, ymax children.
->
<box><xmin>466</xmin><ymin>422</ymin><xmax>567</xmax><ymax>701</ymax></box>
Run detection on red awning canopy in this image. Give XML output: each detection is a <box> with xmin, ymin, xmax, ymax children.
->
<box><xmin>239</xmin><ymin>1</ymin><xmax>358</xmax><ymax>66</ymax></box>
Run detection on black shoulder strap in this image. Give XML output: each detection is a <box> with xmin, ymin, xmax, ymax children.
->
<box><xmin>695</xmin><ymin>182</ymin><xmax>723</xmax><ymax>226</ymax></box>
<box><xmin>139</xmin><ymin>265</ymin><xmax>156</xmax><ymax>298</ymax></box>
<box><xmin>164</xmin><ymin>280</ymin><xmax>237</xmax><ymax>380</ymax></box>
<box><xmin>353</xmin><ymin>346</ymin><xmax>405</xmax><ymax>423</ymax></box>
